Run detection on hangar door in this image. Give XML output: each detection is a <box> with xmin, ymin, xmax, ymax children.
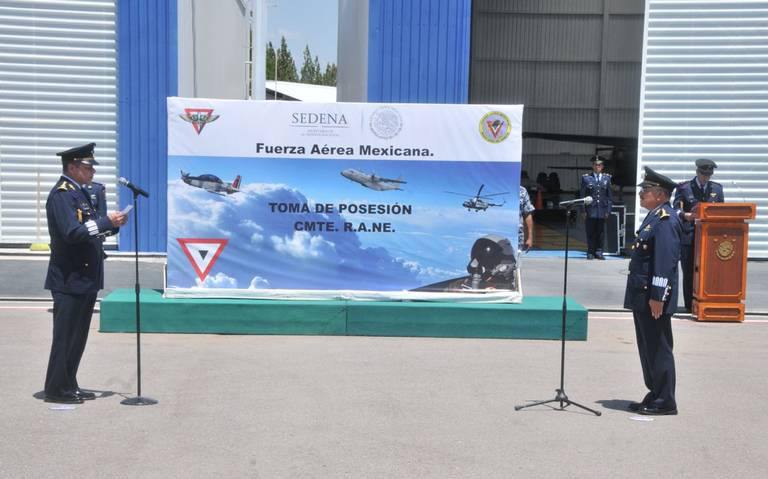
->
<box><xmin>469</xmin><ymin>0</ymin><xmax>644</xmax><ymax>198</ymax></box>
<box><xmin>0</xmin><ymin>0</ymin><xmax>118</xmax><ymax>245</ymax></box>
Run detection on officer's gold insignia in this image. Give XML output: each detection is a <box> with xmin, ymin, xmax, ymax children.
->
<box><xmin>76</xmin><ymin>209</ymin><xmax>83</xmax><ymax>223</ymax></box>
<box><xmin>716</xmin><ymin>240</ymin><xmax>735</xmax><ymax>261</ymax></box>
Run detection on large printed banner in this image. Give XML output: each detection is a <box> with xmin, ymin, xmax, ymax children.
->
<box><xmin>166</xmin><ymin>98</ymin><xmax>523</xmax><ymax>301</ymax></box>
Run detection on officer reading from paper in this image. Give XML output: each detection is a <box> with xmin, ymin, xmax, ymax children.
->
<box><xmin>43</xmin><ymin>143</ymin><xmax>127</xmax><ymax>404</ymax></box>
<box><xmin>580</xmin><ymin>155</ymin><xmax>613</xmax><ymax>259</ymax></box>
<box><xmin>673</xmin><ymin>158</ymin><xmax>724</xmax><ymax>313</ymax></box>
<box><xmin>624</xmin><ymin>167</ymin><xmax>682</xmax><ymax>415</ymax></box>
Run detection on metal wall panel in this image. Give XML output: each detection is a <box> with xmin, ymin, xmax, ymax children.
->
<box><xmin>477</xmin><ymin>0</ymin><xmax>604</xmax><ymax>15</ymax></box>
<box><xmin>117</xmin><ymin>0</ymin><xmax>177</xmax><ymax>252</ymax></box>
<box><xmin>367</xmin><ymin>0</ymin><xmax>471</xmax><ymax>103</ymax></box>
<box><xmin>638</xmin><ymin>0</ymin><xmax>768</xmax><ymax>257</ymax></box>
<box><xmin>0</xmin><ymin>0</ymin><xmax>118</xmax><ymax>245</ymax></box>
<box><xmin>473</xmin><ymin>14</ymin><xmax>604</xmax><ymax>61</ymax></box>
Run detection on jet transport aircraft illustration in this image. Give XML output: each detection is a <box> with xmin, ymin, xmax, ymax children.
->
<box><xmin>341</xmin><ymin>168</ymin><xmax>406</xmax><ymax>191</ymax></box>
<box><xmin>181</xmin><ymin>170</ymin><xmax>241</xmax><ymax>195</ymax></box>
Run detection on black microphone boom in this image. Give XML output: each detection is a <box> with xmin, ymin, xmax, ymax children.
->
<box><xmin>559</xmin><ymin>196</ymin><xmax>593</xmax><ymax>207</ymax></box>
<box><xmin>119</xmin><ymin>177</ymin><xmax>149</xmax><ymax>198</ymax></box>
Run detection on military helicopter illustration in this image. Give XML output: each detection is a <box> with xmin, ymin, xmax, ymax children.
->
<box><xmin>446</xmin><ymin>184</ymin><xmax>508</xmax><ymax>211</ymax></box>
<box><xmin>341</xmin><ymin>168</ymin><xmax>406</xmax><ymax>191</ymax></box>
<box><xmin>181</xmin><ymin>170</ymin><xmax>241</xmax><ymax>195</ymax></box>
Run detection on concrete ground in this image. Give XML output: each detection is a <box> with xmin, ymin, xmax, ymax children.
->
<box><xmin>2</xmin><ymin>251</ymin><xmax>767</xmax><ymax>477</ymax></box>
<box><xmin>0</xmin><ymin>303</ymin><xmax>766</xmax><ymax>478</ymax></box>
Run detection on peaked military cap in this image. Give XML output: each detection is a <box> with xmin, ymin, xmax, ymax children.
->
<box><xmin>695</xmin><ymin>158</ymin><xmax>717</xmax><ymax>172</ymax></box>
<box><xmin>56</xmin><ymin>142</ymin><xmax>98</xmax><ymax>166</ymax></box>
<box><xmin>591</xmin><ymin>155</ymin><xmax>605</xmax><ymax>165</ymax></box>
<box><xmin>639</xmin><ymin>166</ymin><xmax>677</xmax><ymax>194</ymax></box>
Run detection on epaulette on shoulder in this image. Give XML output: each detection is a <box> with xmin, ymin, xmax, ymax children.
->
<box><xmin>710</xmin><ymin>180</ymin><xmax>722</xmax><ymax>187</ymax></box>
<box><xmin>56</xmin><ymin>181</ymin><xmax>74</xmax><ymax>192</ymax></box>
<box><xmin>657</xmin><ymin>208</ymin><xmax>670</xmax><ymax>219</ymax></box>
<box><xmin>582</xmin><ymin>173</ymin><xmax>589</xmax><ymax>177</ymax></box>
<box><xmin>677</xmin><ymin>181</ymin><xmax>687</xmax><ymax>187</ymax></box>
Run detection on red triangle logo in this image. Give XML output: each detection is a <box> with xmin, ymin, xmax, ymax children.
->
<box><xmin>177</xmin><ymin>238</ymin><xmax>228</xmax><ymax>281</ymax></box>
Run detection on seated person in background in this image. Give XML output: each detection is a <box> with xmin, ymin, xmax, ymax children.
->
<box><xmin>547</xmin><ymin>171</ymin><xmax>561</xmax><ymax>205</ymax></box>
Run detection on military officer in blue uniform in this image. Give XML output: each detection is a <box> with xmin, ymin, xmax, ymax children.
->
<box><xmin>43</xmin><ymin>143</ymin><xmax>126</xmax><ymax>404</ymax></box>
<box><xmin>580</xmin><ymin>155</ymin><xmax>613</xmax><ymax>259</ymax></box>
<box><xmin>624</xmin><ymin>167</ymin><xmax>682</xmax><ymax>415</ymax></box>
<box><xmin>673</xmin><ymin>158</ymin><xmax>724</xmax><ymax>312</ymax></box>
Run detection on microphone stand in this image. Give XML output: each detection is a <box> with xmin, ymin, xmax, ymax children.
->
<box><xmin>515</xmin><ymin>203</ymin><xmax>600</xmax><ymax>416</ymax></box>
<box><xmin>121</xmin><ymin>188</ymin><xmax>157</xmax><ymax>406</ymax></box>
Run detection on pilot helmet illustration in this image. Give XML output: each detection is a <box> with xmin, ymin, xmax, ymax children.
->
<box><xmin>466</xmin><ymin>235</ymin><xmax>517</xmax><ymax>289</ymax></box>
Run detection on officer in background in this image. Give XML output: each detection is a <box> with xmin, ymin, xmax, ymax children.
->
<box><xmin>624</xmin><ymin>167</ymin><xmax>682</xmax><ymax>415</ymax></box>
<box><xmin>43</xmin><ymin>143</ymin><xmax>126</xmax><ymax>404</ymax></box>
<box><xmin>519</xmin><ymin>186</ymin><xmax>535</xmax><ymax>255</ymax></box>
<box><xmin>673</xmin><ymin>158</ymin><xmax>724</xmax><ymax>312</ymax></box>
<box><xmin>580</xmin><ymin>155</ymin><xmax>613</xmax><ymax>259</ymax></box>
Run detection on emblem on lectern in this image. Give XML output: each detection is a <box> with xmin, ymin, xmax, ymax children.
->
<box><xmin>716</xmin><ymin>239</ymin><xmax>735</xmax><ymax>261</ymax></box>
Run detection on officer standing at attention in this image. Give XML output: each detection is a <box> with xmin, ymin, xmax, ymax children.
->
<box><xmin>580</xmin><ymin>155</ymin><xmax>613</xmax><ymax>259</ymax></box>
<box><xmin>673</xmin><ymin>158</ymin><xmax>724</xmax><ymax>312</ymax></box>
<box><xmin>43</xmin><ymin>143</ymin><xmax>126</xmax><ymax>404</ymax></box>
<box><xmin>624</xmin><ymin>167</ymin><xmax>682</xmax><ymax>415</ymax></box>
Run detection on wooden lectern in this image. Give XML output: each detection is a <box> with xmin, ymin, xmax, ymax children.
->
<box><xmin>693</xmin><ymin>202</ymin><xmax>757</xmax><ymax>321</ymax></box>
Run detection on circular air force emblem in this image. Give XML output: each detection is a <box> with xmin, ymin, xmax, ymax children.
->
<box><xmin>479</xmin><ymin>111</ymin><xmax>511</xmax><ymax>143</ymax></box>
<box><xmin>369</xmin><ymin>106</ymin><xmax>403</xmax><ymax>139</ymax></box>
<box><xmin>716</xmin><ymin>239</ymin><xmax>735</xmax><ymax>261</ymax></box>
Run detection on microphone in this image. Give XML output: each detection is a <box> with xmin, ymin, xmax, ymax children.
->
<box><xmin>118</xmin><ymin>177</ymin><xmax>149</xmax><ymax>198</ymax></box>
<box><xmin>559</xmin><ymin>196</ymin><xmax>593</xmax><ymax>207</ymax></box>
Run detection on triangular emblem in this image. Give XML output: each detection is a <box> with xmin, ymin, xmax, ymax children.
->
<box><xmin>486</xmin><ymin>119</ymin><xmax>504</xmax><ymax>139</ymax></box>
<box><xmin>177</xmin><ymin>238</ymin><xmax>228</xmax><ymax>281</ymax></box>
<box><xmin>179</xmin><ymin>108</ymin><xmax>220</xmax><ymax>135</ymax></box>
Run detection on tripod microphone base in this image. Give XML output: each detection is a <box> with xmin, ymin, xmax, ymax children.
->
<box><xmin>121</xmin><ymin>396</ymin><xmax>158</xmax><ymax>406</ymax></box>
<box><xmin>515</xmin><ymin>389</ymin><xmax>601</xmax><ymax>416</ymax></box>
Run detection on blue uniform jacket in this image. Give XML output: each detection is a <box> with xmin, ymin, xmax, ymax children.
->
<box><xmin>672</xmin><ymin>178</ymin><xmax>724</xmax><ymax>245</ymax></box>
<box><xmin>623</xmin><ymin>202</ymin><xmax>682</xmax><ymax>316</ymax></box>
<box><xmin>580</xmin><ymin>173</ymin><xmax>613</xmax><ymax>217</ymax></box>
<box><xmin>44</xmin><ymin>176</ymin><xmax>115</xmax><ymax>294</ymax></box>
<box><xmin>85</xmin><ymin>182</ymin><xmax>108</xmax><ymax>218</ymax></box>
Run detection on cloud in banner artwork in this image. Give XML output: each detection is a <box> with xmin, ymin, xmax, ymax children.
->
<box><xmin>166</xmin><ymin>180</ymin><xmax>424</xmax><ymax>290</ymax></box>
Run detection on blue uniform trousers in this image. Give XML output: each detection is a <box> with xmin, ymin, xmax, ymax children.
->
<box><xmin>585</xmin><ymin>217</ymin><xmax>606</xmax><ymax>256</ymax></box>
<box><xmin>680</xmin><ymin>243</ymin><xmax>694</xmax><ymax>310</ymax></box>
<box><xmin>632</xmin><ymin>309</ymin><xmax>676</xmax><ymax>408</ymax></box>
<box><xmin>44</xmin><ymin>291</ymin><xmax>97</xmax><ymax>396</ymax></box>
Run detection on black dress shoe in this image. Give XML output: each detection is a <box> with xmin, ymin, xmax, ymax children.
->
<box><xmin>639</xmin><ymin>404</ymin><xmax>678</xmax><ymax>415</ymax></box>
<box><xmin>44</xmin><ymin>393</ymin><xmax>84</xmax><ymax>404</ymax></box>
<box><xmin>595</xmin><ymin>254</ymin><xmax>605</xmax><ymax>260</ymax></box>
<box><xmin>75</xmin><ymin>389</ymin><xmax>96</xmax><ymax>400</ymax></box>
<box><xmin>627</xmin><ymin>401</ymin><xmax>643</xmax><ymax>412</ymax></box>
<box><xmin>587</xmin><ymin>254</ymin><xmax>594</xmax><ymax>260</ymax></box>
